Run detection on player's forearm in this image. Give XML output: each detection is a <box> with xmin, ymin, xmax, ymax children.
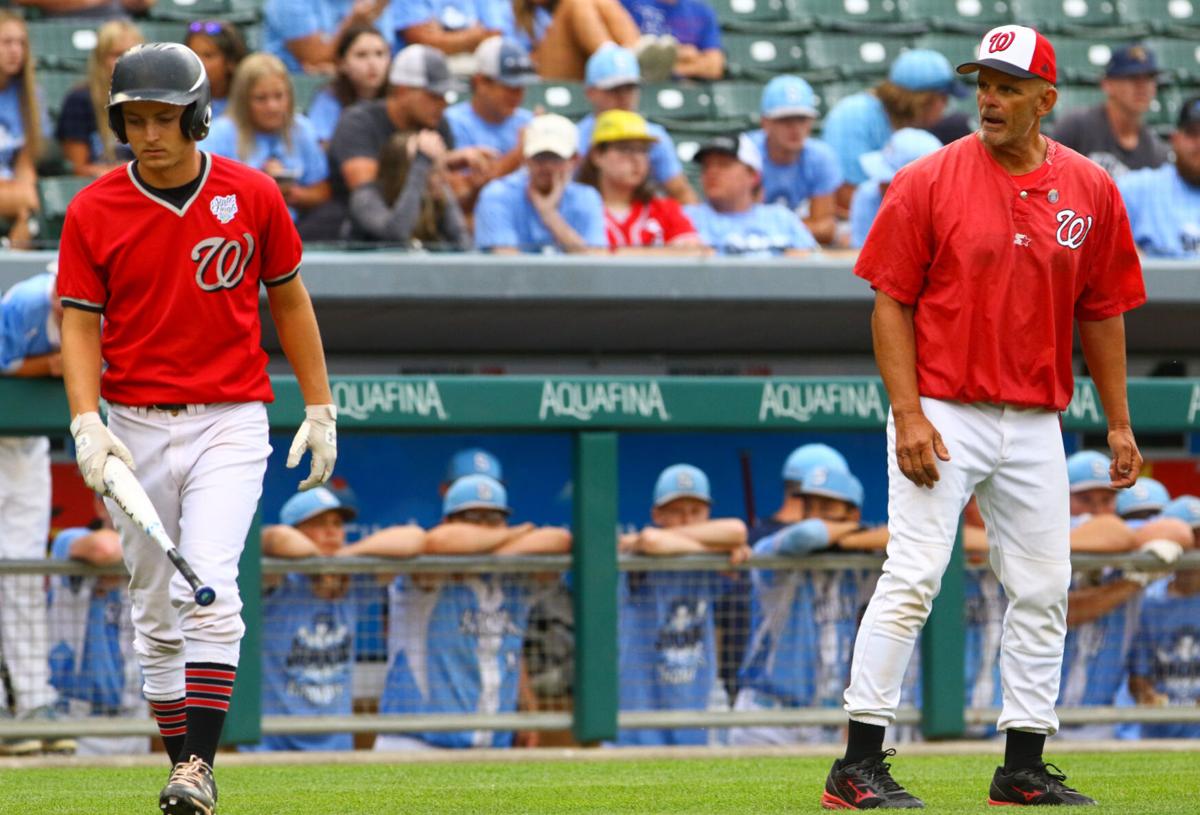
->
<box><xmin>424</xmin><ymin>522</ymin><xmax>512</xmax><ymax>554</ymax></box>
<box><xmin>871</xmin><ymin>290</ymin><xmax>922</xmax><ymax>416</ymax></box>
<box><xmin>60</xmin><ymin>308</ymin><xmax>102</xmax><ymax>417</ymax></box>
<box><xmin>1078</xmin><ymin>315</ymin><xmax>1132</xmax><ymax>429</ymax></box>
<box><xmin>9</xmin><ymin>352</ymin><xmax>60</xmax><ymax>378</ymax></box>
<box><xmin>537</xmin><ymin>207</ymin><xmax>588</xmax><ymax>253</ymax></box>
<box><xmin>636</xmin><ymin>529</ymin><xmax>710</xmax><ymax>556</ymax></box>
<box><xmin>267</xmin><ymin>279</ymin><xmax>333</xmax><ymax>407</ymax></box>
<box><xmin>494</xmin><ymin>527</ymin><xmax>572</xmax><ymax>555</ymax></box>
<box><xmin>671</xmin><ymin>518</ymin><xmax>748</xmax><ymax>549</ymax></box>
<box><xmin>836</xmin><ymin>525</ymin><xmax>890</xmax><ymax>551</ymax></box>
<box><xmin>343</xmin><ymin>525</ymin><xmax>426</xmax><ymax>558</ymax></box>
<box><xmin>402</xmin><ymin>23</ymin><xmax>493</xmax><ymax>54</ymax></box>
<box><xmin>1069</xmin><ymin>514</ymin><xmax>1136</xmax><ymax>553</ymax></box>
<box><xmin>1065</xmin><ymin>580</ymin><xmax>1141</xmax><ymax>626</ymax></box>
<box><xmin>261</xmin><ymin>525</ymin><xmax>322</xmax><ymax>558</ymax></box>
<box><xmin>673</xmin><ymin>49</ymin><xmax>724</xmax><ymax>80</ymax></box>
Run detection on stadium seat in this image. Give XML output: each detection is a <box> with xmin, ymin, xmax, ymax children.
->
<box><xmin>291</xmin><ymin>73</ymin><xmax>327</xmax><ymax>114</ymax></box>
<box><xmin>149</xmin><ymin>0</ymin><xmax>262</xmax><ymax>23</ymax></box>
<box><xmin>790</xmin><ymin>0</ymin><xmax>907</xmax><ymax>31</ymax></box>
<box><xmin>668</xmin><ymin>131</ymin><xmax>704</xmax><ymax>191</ymax></box>
<box><xmin>723</xmin><ymin>32</ymin><xmax>807</xmax><ymax>80</ymax></box>
<box><xmin>522</xmin><ymin>81</ymin><xmax>590</xmax><ymax>119</ymax></box>
<box><xmin>1049</xmin><ymin>83</ymin><xmax>1105</xmax><ymax>125</ymax></box>
<box><xmin>138</xmin><ymin>20</ymin><xmax>191</xmax><ymax>45</ymax></box>
<box><xmin>38</xmin><ymin>69</ymin><xmax>83</xmax><ymax>120</ymax></box>
<box><xmin>27</xmin><ymin>20</ymin><xmax>102</xmax><ymax>69</ymax></box>
<box><xmin>1146</xmin><ymin>83</ymin><xmax>1184</xmax><ymax>128</ymax></box>
<box><xmin>641</xmin><ymin>82</ymin><xmax>714</xmax><ymax>124</ymax></box>
<box><xmin>1025</xmin><ymin>0</ymin><xmax>1123</xmax><ymax>33</ymax></box>
<box><xmin>1121</xmin><ymin>0</ymin><xmax>1200</xmax><ymax>37</ymax></box>
<box><xmin>708</xmin><ymin>0</ymin><xmax>796</xmax><ymax>32</ymax></box>
<box><xmin>802</xmin><ymin>32</ymin><xmax>910</xmax><ymax>81</ymax></box>
<box><xmin>1050</xmin><ymin>35</ymin><xmax>1119</xmax><ymax>83</ymax></box>
<box><xmin>811</xmin><ymin>80</ymin><xmax>865</xmax><ymax>118</ymax></box>
<box><xmin>36</xmin><ymin>176</ymin><xmax>89</xmax><ymax>241</ymax></box>
<box><xmin>902</xmin><ymin>0</ymin><xmax>1022</xmax><ymax>31</ymax></box>
<box><xmin>708</xmin><ymin>80</ymin><xmax>766</xmax><ymax>127</ymax></box>
<box><xmin>915</xmin><ymin>32</ymin><xmax>980</xmax><ymax>65</ymax></box>
<box><xmin>1146</xmin><ymin>38</ymin><xmax>1200</xmax><ymax>83</ymax></box>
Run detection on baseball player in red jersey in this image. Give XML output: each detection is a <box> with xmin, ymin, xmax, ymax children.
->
<box><xmin>56</xmin><ymin>44</ymin><xmax>336</xmax><ymax>815</ymax></box>
<box><xmin>821</xmin><ymin>26</ymin><xmax>1146</xmax><ymax>810</ymax></box>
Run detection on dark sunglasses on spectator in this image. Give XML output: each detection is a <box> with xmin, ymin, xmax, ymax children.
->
<box><xmin>188</xmin><ymin>21</ymin><xmax>224</xmax><ymax>35</ymax></box>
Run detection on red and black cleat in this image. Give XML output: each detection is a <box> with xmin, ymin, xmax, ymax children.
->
<box><xmin>822</xmin><ymin>748</ymin><xmax>925</xmax><ymax>809</ymax></box>
<box><xmin>988</xmin><ymin>762</ymin><xmax>1097</xmax><ymax>806</ymax></box>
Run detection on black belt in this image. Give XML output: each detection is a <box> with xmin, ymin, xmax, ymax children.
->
<box><xmin>150</xmin><ymin>403</ymin><xmax>188</xmax><ymax>411</ymax></box>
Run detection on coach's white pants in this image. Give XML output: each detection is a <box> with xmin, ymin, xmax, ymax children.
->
<box><xmin>844</xmin><ymin>398</ymin><xmax>1071</xmax><ymax>736</ymax></box>
<box><xmin>106</xmin><ymin>403</ymin><xmax>269</xmax><ymax>701</ymax></box>
<box><xmin>0</xmin><ymin>437</ymin><xmax>56</xmax><ymax>713</ymax></box>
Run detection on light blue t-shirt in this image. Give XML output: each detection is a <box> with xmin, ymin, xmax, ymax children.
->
<box><xmin>306</xmin><ymin>87</ymin><xmax>342</xmax><ymax>144</ymax></box>
<box><xmin>0</xmin><ymin>272</ymin><xmax>58</xmax><ymax>374</ymax></box>
<box><xmin>683</xmin><ymin>202</ymin><xmax>817</xmax><ymax>256</ymax></box>
<box><xmin>474</xmin><ymin>170</ymin><xmax>607</xmax><ymax>252</ymax></box>
<box><xmin>1059</xmin><ymin>573</ymin><xmax>1139</xmax><ymax>708</ymax></box>
<box><xmin>264</xmin><ymin>0</ymin><xmax>398</xmax><ymax>73</ymax></box>
<box><xmin>964</xmin><ymin>568</ymin><xmax>1005</xmax><ymax>735</ymax></box>
<box><xmin>445</xmin><ymin>101</ymin><xmax>532</xmax><ymax>156</ymax></box>
<box><xmin>1117</xmin><ymin>164</ymin><xmax>1200</xmax><ymax>258</ymax></box>
<box><xmin>746</xmin><ymin>129</ymin><xmax>842</xmax><ymax>212</ymax></box>
<box><xmin>486</xmin><ymin>4</ymin><xmax>551</xmax><ymax>53</ymax></box>
<box><xmin>576</xmin><ymin>113</ymin><xmax>682</xmax><ymax>186</ymax></box>
<box><xmin>0</xmin><ymin>83</ymin><xmax>50</xmax><ymax>179</ymax></box>
<box><xmin>849</xmin><ymin>180</ymin><xmax>885</xmax><ymax>249</ymax></box>
<box><xmin>821</xmin><ymin>92</ymin><xmax>892</xmax><ymax>187</ymax></box>
<box><xmin>379</xmin><ymin>575</ymin><xmax>536</xmax><ymax>748</ymax></box>
<box><xmin>1129</xmin><ymin>587</ymin><xmax>1200</xmax><ymax>738</ymax></box>
<box><xmin>394</xmin><ymin>0</ymin><xmax>485</xmax><ymax>36</ymax></box>
<box><xmin>210</xmin><ymin>97</ymin><xmax>228</xmax><ymax>121</ymax></box>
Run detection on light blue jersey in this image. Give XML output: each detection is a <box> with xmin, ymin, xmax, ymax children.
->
<box><xmin>0</xmin><ymin>83</ymin><xmax>49</xmax><ymax>179</ymax></box>
<box><xmin>821</xmin><ymin>92</ymin><xmax>892</xmax><ymax>186</ymax></box>
<box><xmin>1117</xmin><ymin>164</ymin><xmax>1200</xmax><ymax>258</ymax></box>
<box><xmin>247</xmin><ymin>573</ymin><xmax>356</xmax><ymax>752</ymax></box>
<box><xmin>0</xmin><ymin>272</ymin><xmax>58</xmax><ymax>374</ymax></box>
<box><xmin>265</xmin><ymin>0</ymin><xmax>398</xmax><ymax>73</ymax></box>
<box><xmin>445</xmin><ymin>102</ymin><xmax>532</xmax><ymax>156</ymax></box>
<box><xmin>474</xmin><ymin>170</ymin><xmax>607</xmax><ymax>252</ymax></box>
<box><xmin>306</xmin><ymin>87</ymin><xmax>342</xmax><ymax>144</ymax></box>
<box><xmin>486</xmin><ymin>4</ymin><xmax>551</xmax><ymax>53</ymax></box>
<box><xmin>394</xmin><ymin>0</ymin><xmax>485</xmax><ymax>37</ymax></box>
<box><xmin>964</xmin><ymin>568</ymin><xmax>1005</xmax><ymax>734</ymax></box>
<box><xmin>379</xmin><ymin>575</ymin><xmax>536</xmax><ymax>748</ymax></box>
<box><xmin>210</xmin><ymin>97</ymin><xmax>228</xmax><ymax>121</ymax></box>
<box><xmin>746</xmin><ymin>130</ymin><xmax>842</xmax><ymax>212</ymax></box>
<box><xmin>1129</xmin><ymin>588</ymin><xmax>1200</xmax><ymax>738</ymax></box>
<box><xmin>1059</xmin><ymin>574</ymin><xmax>1139</xmax><ymax>708</ymax></box>
<box><xmin>576</xmin><ymin>113</ymin><xmax>682</xmax><ymax>185</ymax></box>
<box><xmin>617</xmin><ymin>569</ymin><xmax>723</xmax><ymax>746</ymax></box>
<box><xmin>683</xmin><ymin>202</ymin><xmax>817</xmax><ymax>256</ymax></box>
<box><xmin>849</xmin><ymin>180</ymin><xmax>884</xmax><ymax>249</ymax></box>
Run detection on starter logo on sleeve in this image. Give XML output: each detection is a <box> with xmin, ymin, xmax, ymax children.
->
<box><xmin>1055</xmin><ymin>209</ymin><xmax>1093</xmax><ymax>250</ymax></box>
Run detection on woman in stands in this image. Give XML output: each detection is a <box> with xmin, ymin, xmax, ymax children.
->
<box><xmin>183</xmin><ymin>19</ymin><xmax>248</xmax><ymax>119</ymax></box>
<box><xmin>579</xmin><ymin>110</ymin><xmax>704</xmax><ymax>254</ymax></box>
<box><xmin>203</xmin><ymin>53</ymin><xmax>332</xmax><ymax>235</ymax></box>
<box><xmin>0</xmin><ymin>11</ymin><xmax>46</xmax><ymax>247</ymax></box>
<box><xmin>306</xmin><ymin>25</ymin><xmax>389</xmax><ymax>148</ymax></box>
<box><xmin>55</xmin><ymin>19</ymin><xmax>142</xmax><ymax>178</ymax></box>
<box><xmin>345</xmin><ymin>128</ymin><xmax>469</xmax><ymax>249</ymax></box>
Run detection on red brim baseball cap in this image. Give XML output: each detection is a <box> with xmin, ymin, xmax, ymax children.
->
<box><xmin>957</xmin><ymin>25</ymin><xmax>1056</xmax><ymax>85</ymax></box>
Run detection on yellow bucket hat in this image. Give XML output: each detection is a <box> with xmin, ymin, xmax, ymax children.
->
<box><xmin>590</xmin><ymin>109</ymin><xmax>659</xmax><ymax>147</ymax></box>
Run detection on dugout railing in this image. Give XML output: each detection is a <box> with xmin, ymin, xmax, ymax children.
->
<box><xmin>1</xmin><ymin>375</ymin><xmax>1198</xmax><ymax>746</ymax></box>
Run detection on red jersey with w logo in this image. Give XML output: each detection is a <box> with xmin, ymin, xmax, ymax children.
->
<box><xmin>56</xmin><ymin>153</ymin><xmax>302</xmax><ymax>406</ymax></box>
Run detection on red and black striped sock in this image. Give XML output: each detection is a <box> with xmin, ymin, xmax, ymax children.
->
<box><xmin>149</xmin><ymin>697</ymin><xmax>187</xmax><ymax>765</ymax></box>
<box><xmin>181</xmin><ymin>662</ymin><xmax>236</xmax><ymax>767</ymax></box>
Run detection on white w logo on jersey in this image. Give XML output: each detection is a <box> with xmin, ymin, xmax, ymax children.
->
<box><xmin>192</xmin><ymin>234</ymin><xmax>256</xmax><ymax>292</ymax></box>
<box><xmin>1055</xmin><ymin>209</ymin><xmax>1093</xmax><ymax>250</ymax></box>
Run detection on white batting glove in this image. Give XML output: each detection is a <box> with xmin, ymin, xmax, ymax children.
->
<box><xmin>70</xmin><ymin>411</ymin><xmax>135</xmax><ymax>494</ymax></box>
<box><xmin>287</xmin><ymin>404</ymin><xmax>337</xmax><ymax>490</ymax></box>
<box><xmin>1138</xmin><ymin>538</ymin><xmax>1185</xmax><ymax>566</ymax></box>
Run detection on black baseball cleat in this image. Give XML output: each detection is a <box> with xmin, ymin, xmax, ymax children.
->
<box><xmin>822</xmin><ymin>748</ymin><xmax>925</xmax><ymax>809</ymax></box>
<box><xmin>159</xmin><ymin>754</ymin><xmax>218</xmax><ymax>815</ymax></box>
<box><xmin>988</xmin><ymin>762</ymin><xmax>1097</xmax><ymax>806</ymax></box>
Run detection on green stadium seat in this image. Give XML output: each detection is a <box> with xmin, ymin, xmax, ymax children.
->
<box><xmin>641</xmin><ymin>83</ymin><xmax>714</xmax><ymax>124</ymax></box>
<box><xmin>1025</xmin><ymin>0</ymin><xmax>1122</xmax><ymax>33</ymax></box>
<box><xmin>291</xmin><ymin>73</ymin><xmax>327</xmax><ymax>114</ymax></box>
<box><xmin>37</xmin><ymin>175</ymin><xmax>89</xmax><ymax>241</ymax></box>
<box><xmin>1049</xmin><ymin>35</ymin><xmax>1118</xmax><ymax>83</ymax></box>
<box><xmin>522</xmin><ymin>81</ymin><xmax>590</xmax><ymax>119</ymax></box>
<box><xmin>811</xmin><ymin>80</ymin><xmax>864</xmax><ymax>118</ymax></box>
<box><xmin>28</xmin><ymin>20</ymin><xmax>102</xmax><ymax>69</ymax></box>
<box><xmin>709</xmin><ymin>0</ymin><xmax>795</xmax><ymax>31</ymax></box>
<box><xmin>149</xmin><ymin>0</ymin><xmax>261</xmax><ymax>23</ymax></box>
<box><xmin>708</xmin><ymin>80</ymin><xmax>765</xmax><ymax>126</ymax></box>
<box><xmin>1146</xmin><ymin>38</ymin><xmax>1200</xmax><ymax>83</ymax></box>
<box><xmin>138</xmin><ymin>20</ymin><xmax>191</xmax><ymax>44</ymax></box>
<box><xmin>915</xmin><ymin>32</ymin><xmax>980</xmax><ymax>66</ymax></box>
<box><xmin>1121</xmin><ymin>0</ymin><xmax>1200</xmax><ymax>36</ymax></box>
<box><xmin>667</xmin><ymin>130</ymin><xmax>704</xmax><ymax>191</ymax></box>
<box><xmin>902</xmin><ymin>0</ymin><xmax>1021</xmax><ymax>31</ymax></box>
<box><xmin>792</xmin><ymin>0</ymin><xmax>905</xmax><ymax>30</ymax></box>
<box><xmin>1146</xmin><ymin>83</ymin><xmax>1184</xmax><ymax>128</ymax></box>
<box><xmin>802</xmin><ymin>32</ymin><xmax>910</xmax><ymax>81</ymax></box>
<box><xmin>723</xmin><ymin>32</ymin><xmax>807</xmax><ymax>80</ymax></box>
<box><xmin>38</xmin><ymin>69</ymin><xmax>83</xmax><ymax>120</ymax></box>
<box><xmin>1054</xmin><ymin>83</ymin><xmax>1105</xmax><ymax>119</ymax></box>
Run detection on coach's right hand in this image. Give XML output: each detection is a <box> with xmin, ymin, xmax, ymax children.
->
<box><xmin>894</xmin><ymin>410</ymin><xmax>951</xmax><ymax>489</ymax></box>
<box><xmin>70</xmin><ymin>411</ymin><xmax>135</xmax><ymax>493</ymax></box>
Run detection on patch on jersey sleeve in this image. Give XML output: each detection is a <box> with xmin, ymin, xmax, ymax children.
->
<box><xmin>210</xmin><ymin>194</ymin><xmax>238</xmax><ymax>224</ymax></box>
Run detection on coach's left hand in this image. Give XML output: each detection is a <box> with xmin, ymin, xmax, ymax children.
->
<box><xmin>1107</xmin><ymin>425</ymin><xmax>1141</xmax><ymax>489</ymax></box>
<box><xmin>288</xmin><ymin>404</ymin><xmax>338</xmax><ymax>490</ymax></box>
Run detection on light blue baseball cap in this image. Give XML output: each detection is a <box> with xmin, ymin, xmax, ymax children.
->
<box><xmin>1067</xmin><ymin>450</ymin><xmax>1114</xmax><ymax>493</ymax></box>
<box><xmin>859</xmin><ymin>127</ymin><xmax>942</xmax><ymax>183</ymax></box>
<box><xmin>761</xmin><ymin>75</ymin><xmax>818</xmax><ymax>119</ymax></box>
<box><xmin>653</xmin><ymin>464</ymin><xmax>712</xmax><ymax>507</ymax></box>
<box><xmin>1116</xmin><ymin>477</ymin><xmax>1170</xmax><ymax>517</ymax></box>
<box><xmin>800</xmin><ymin>466</ymin><xmax>864</xmax><ymax>508</ymax></box>
<box><xmin>1163</xmin><ymin>495</ymin><xmax>1200</xmax><ymax>529</ymax></box>
<box><xmin>890</xmin><ymin>49</ymin><xmax>968</xmax><ymax>97</ymax></box>
<box><xmin>782</xmin><ymin>443</ymin><xmax>849</xmax><ymax>484</ymax></box>
<box><xmin>443</xmin><ymin>474</ymin><xmax>511</xmax><ymax>516</ymax></box>
<box><xmin>444</xmin><ymin>447</ymin><xmax>503</xmax><ymax>483</ymax></box>
<box><xmin>280</xmin><ymin>486</ymin><xmax>356</xmax><ymax>527</ymax></box>
<box><xmin>585</xmin><ymin>44</ymin><xmax>640</xmax><ymax>90</ymax></box>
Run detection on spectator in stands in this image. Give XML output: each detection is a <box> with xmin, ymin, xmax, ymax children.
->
<box><xmin>747</xmin><ymin>76</ymin><xmax>842</xmax><ymax>246</ymax></box>
<box><xmin>0</xmin><ymin>11</ymin><xmax>47</xmax><ymax>249</ymax></box>
<box><xmin>474</xmin><ymin>112</ymin><xmax>607</xmax><ymax>253</ymax></box>
<box><xmin>14</xmin><ymin>0</ymin><xmax>153</xmax><ymax>20</ymax></box>
<box><xmin>307</xmin><ymin>25</ymin><xmax>390</xmax><ymax>146</ymax></box>
<box><xmin>616</xmin><ymin>464</ymin><xmax>748</xmax><ymax>746</ymax></box>
<box><xmin>578</xmin><ymin>110</ymin><xmax>702</xmax><ymax>253</ymax></box>
<box><xmin>56</xmin><ymin>19</ymin><xmax>141</xmax><ymax>178</ymax></box>
<box><xmin>264</xmin><ymin>0</ymin><xmax>396</xmax><ymax>75</ymax></box>
<box><xmin>183</xmin><ymin>20</ymin><xmax>248</xmax><ymax>121</ymax></box>
<box><xmin>203</xmin><ymin>54</ymin><xmax>334</xmax><ymax>239</ymax></box>
<box><xmin>849</xmin><ymin>128</ymin><xmax>942</xmax><ymax>250</ymax></box>
<box><xmin>444</xmin><ymin>36</ymin><xmax>536</xmax><ymax>183</ymax></box>
<box><xmin>345</xmin><ymin>129</ymin><xmax>470</xmax><ymax>247</ymax></box>
<box><xmin>1054</xmin><ymin>44</ymin><xmax>1170</xmax><ymax>179</ymax></box>
<box><xmin>822</xmin><ymin>49</ymin><xmax>965</xmax><ymax>215</ymax></box>
<box><xmin>375</xmin><ymin>474</ymin><xmax>570</xmax><ymax>749</ymax></box>
<box><xmin>441</xmin><ymin>447</ymin><xmax>504</xmax><ymax>495</ymax></box>
<box><xmin>577</xmin><ymin>45</ymin><xmax>695</xmax><ymax>204</ymax></box>
<box><xmin>684</xmin><ymin>133</ymin><xmax>817</xmax><ymax>257</ymax></box>
<box><xmin>395</xmin><ymin>0</ymin><xmax>499</xmax><ymax>56</ymax></box>
<box><xmin>251</xmin><ymin>487</ymin><xmax>424</xmax><ymax>752</ymax></box>
<box><xmin>619</xmin><ymin>0</ymin><xmax>722</xmax><ymax>80</ymax></box>
<box><xmin>46</xmin><ymin>495</ymin><xmax>146</xmax><ymax>756</ymax></box>
<box><xmin>1118</xmin><ymin>95</ymin><xmax>1200</xmax><ymax>258</ymax></box>
<box><xmin>1128</xmin><ymin>495</ymin><xmax>1200</xmax><ymax>738</ymax></box>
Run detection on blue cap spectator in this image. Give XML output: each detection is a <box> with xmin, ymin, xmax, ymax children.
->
<box><xmin>280</xmin><ymin>486</ymin><xmax>357</xmax><ymax>526</ymax></box>
<box><xmin>1116</xmin><ymin>477</ymin><xmax>1170</xmax><ymax>518</ymax></box>
<box><xmin>849</xmin><ymin>127</ymin><xmax>942</xmax><ymax>248</ymax></box>
<box><xmin>1067</xmin><ymin>450</ymin><xmax>1115</xmax><ymax>493</ymax></box>
<box><xmin>445</xmin><ymin>447</ymin><xmax>504</xmax><ymax>483</ymax></box>
<box><xmin>761</xmin><ymin>76</ymin><xmax>818</xmax><ymax>119</ymax></box>
<box><xmin>890</xmin><ymin>49</ymin><xmax>967</xmax><ymax>97</ymax></box>
<box><xmin>586</xmin><ymin>43</ymin><xmax>640</xmax><ymax>89</ymax></box>
<box><xmin>1162</xmin><ymin>495</ymin><xmax>1200</xmax><ymax>529</ymax></box>
<box><xmin>653</xmin><ymin>464</ymin><xmax>711</xmax><ymax>507</ymax></box>
<box><xmin>800</xmin><ymin>467</ymin><xmax>864</xmax><ymax>509</ymax></box>
<box><xmin>782</xmin><ymin>443</ymin><xmax>850</xmax><ymax>484</ymax></box>
<box><xmin>443</xmin><ymin>474</ymin><xmax>511</xmax><ymax>516</ymax></box>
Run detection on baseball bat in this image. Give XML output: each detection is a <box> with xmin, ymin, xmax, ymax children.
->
<box><xmin>102</xmin><ymin>457</ymin><xmax>216</xmax><ymax>607</ymax></box>
<box><xmin>739</xmin><ymin>449</ymin><xmax>757</xmax><ymax>528</ymax></box>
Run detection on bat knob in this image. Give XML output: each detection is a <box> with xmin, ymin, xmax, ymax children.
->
<box><xmin>194</xmin><ymin>586</ymin><xmax>217</xmax><ymax>607</ymax></box>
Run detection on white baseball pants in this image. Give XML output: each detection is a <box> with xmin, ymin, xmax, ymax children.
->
<box><xmin>0</xmin><ymin>436</ymin><xmax>57</xmax><ymax>713</ymax></box>
<box><xmin>844</xmin><ymin>398</ymin><xmax>1071</xmax><ymax>735</ymax></box>
<box><xmin>105</xmin><ymin>403</ymin><xmax>269</xmax><ymax>701</ymax></box>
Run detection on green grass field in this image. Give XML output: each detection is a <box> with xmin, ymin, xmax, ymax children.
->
<box><xmin>7</xmin><ymin>752</ymin><xmax>1198</xmax><ymax>814</ymax></box>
